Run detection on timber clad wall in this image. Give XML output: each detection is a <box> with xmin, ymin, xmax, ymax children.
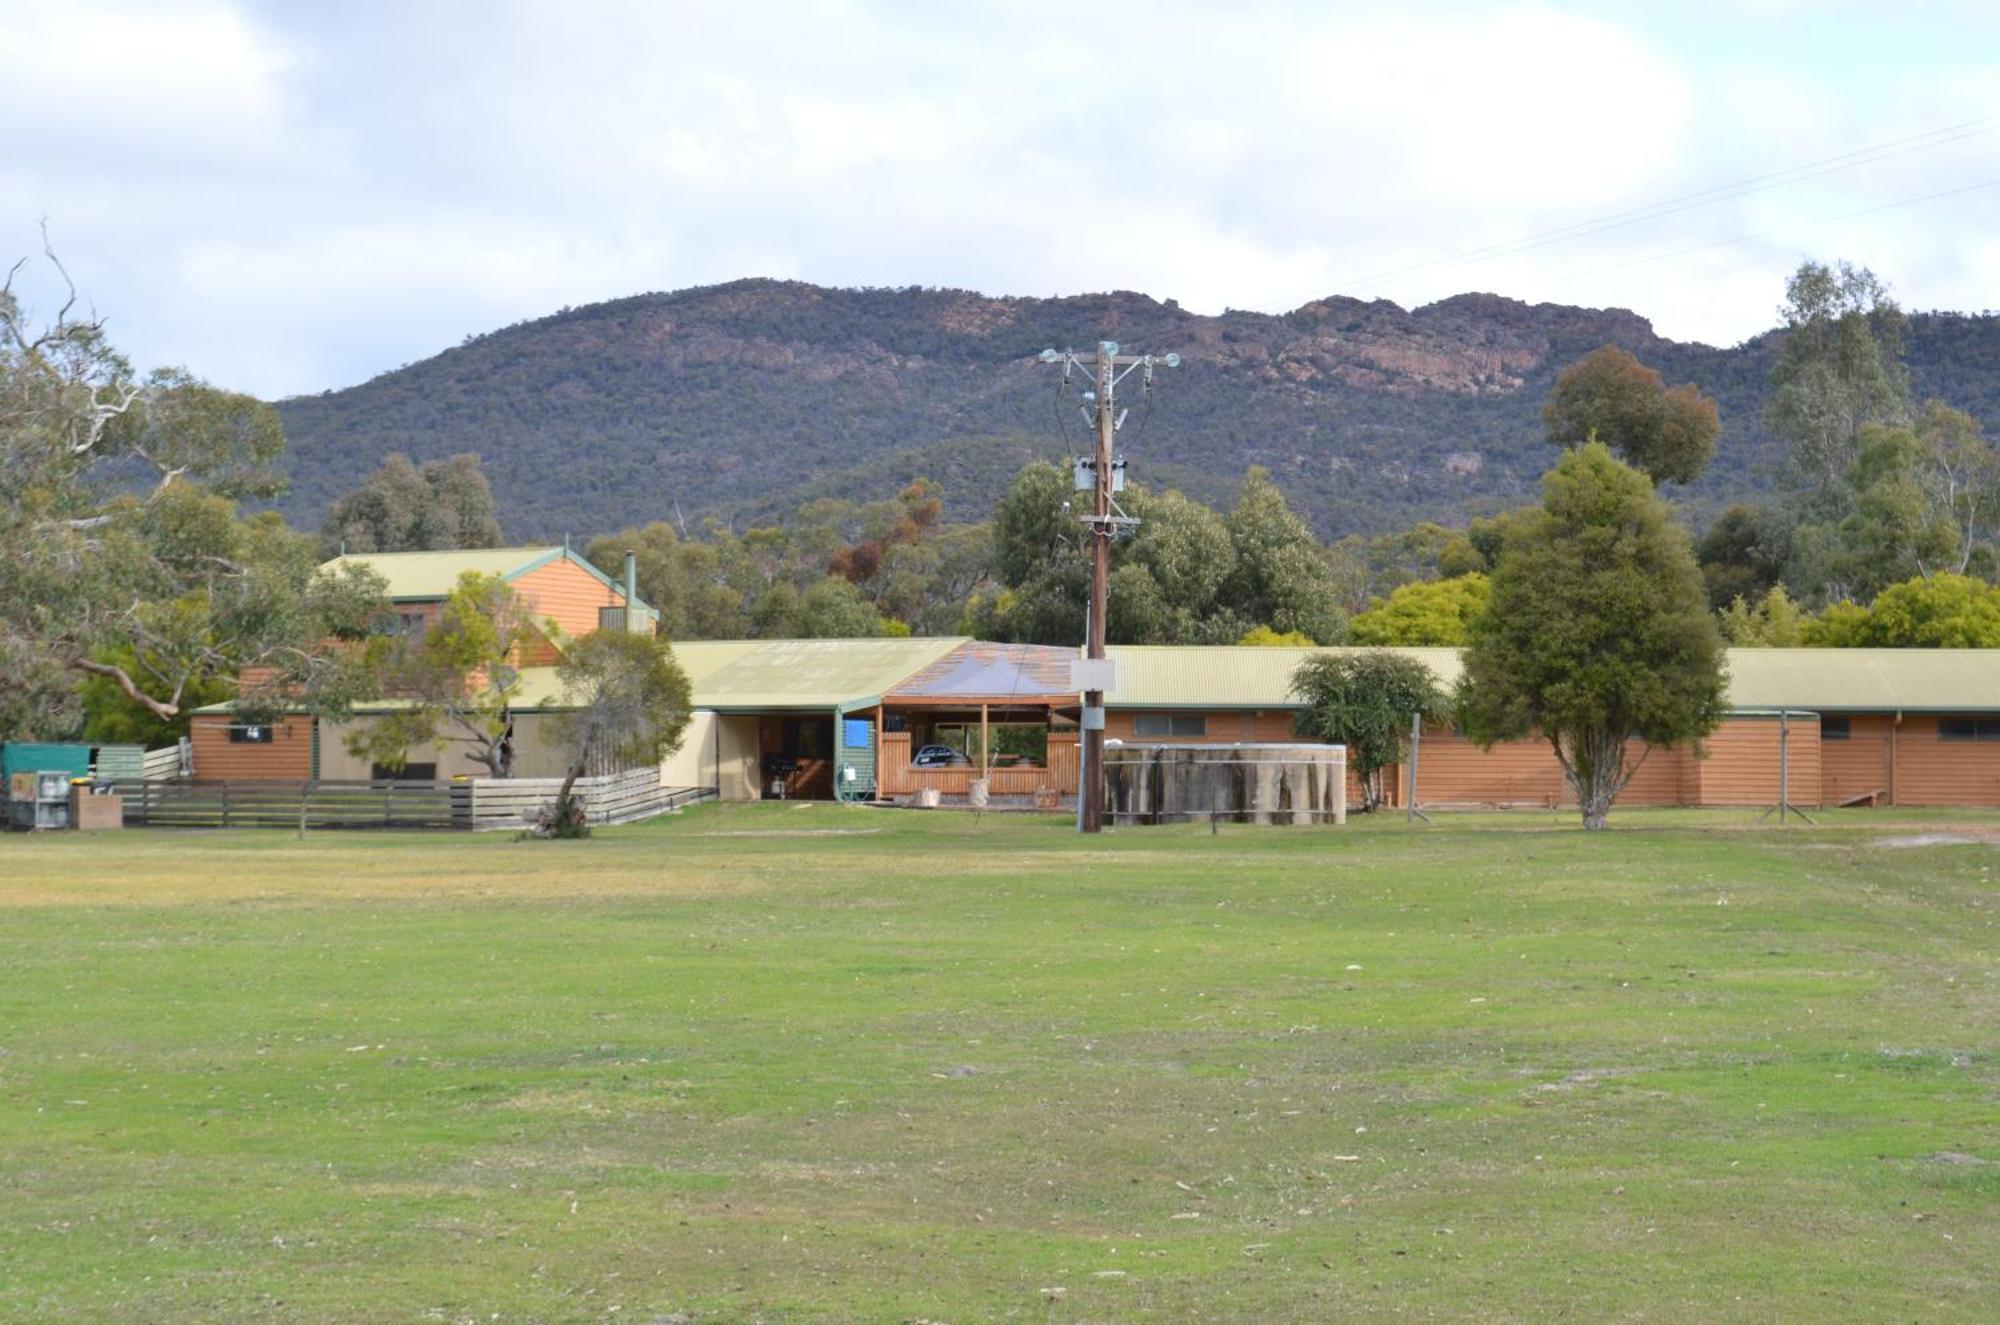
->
<box><xmin>1120</xmin><ymin>712</ymin><xmax>1836</xmax><ymax>809</ymax></box>
<box><xmin>510</xmin><ymin>560</ymin><xmax>631</xmax><ymax>665</ymax></box>
<box><xmin>1400</xmin><ymin>723</ymin><xmax>1819</xmax><ymax>809</ymax></box>
<box><xmin>1411</xmin><ymin>730</ymin><xmax>1569</xmax><ymax>807</ymax></box>
<box><xmin>1619</xmin><ymin>740</ymin><xmax>1687</xmax><ymax>805</ymax></box>
<box><xmin>1105</xmin><ymin>711</ymin><xmax>1298</xmax><ymax>744</ymax></box>
<box><xmin>1686</xmin><ymin>716</ymin><xmax>1821</xmax><ymax>807</ymax></box>
<box><xmin>1896</xmin><ymin>716</ymin><xmax>2000</xmax><ymax>806</ymax></box>
<box><xmin>1821</xmin><ymin>715</ymin><xmax>1891</xmax><ymax>805</ymax></box>
<box><xmin>189</xmin><ymin>715</ymin><xmax>312</xmax><ymax>781</ymax></box>
<box><xmin>1677</xmin><ymin>735</ymin><xmax>1703</xmax><ymax>805</ymax></box>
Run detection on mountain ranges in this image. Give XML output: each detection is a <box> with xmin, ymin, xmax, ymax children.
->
<box><xmin>272</xmin><ymin>278</ymin><xmax>2000</xmax><ymax>540</ymax></box>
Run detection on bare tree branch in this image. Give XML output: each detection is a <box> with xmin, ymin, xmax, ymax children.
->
<box><xmin>69</xmin><ymin>656</ymin><xmax>180</xmax><ymax>720</ymax></box>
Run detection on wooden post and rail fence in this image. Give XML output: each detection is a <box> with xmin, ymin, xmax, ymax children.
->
<box><xmin>106</xmin><ymin>767</ymin><xmax>711</xmax><ymax>831</ymax></box>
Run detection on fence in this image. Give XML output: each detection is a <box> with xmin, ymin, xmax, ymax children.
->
<box><xmin>450</xmin><ymin>767</ymin><xmax>713</xmax><ymax>832</ymax></box>
<box><xmin>104</xmin><ymin>767</ymin><xmax>711</xmax><ymax>832</ymax></box>
<box><xmin>141</xmin><ymin>739</ymin><xmax>192</xmax><ymax>781</ymax></box>
<box><xmin>110</xmin><ymin>779</ymin><xmax>456</xmax><ymax>830</ymax></box>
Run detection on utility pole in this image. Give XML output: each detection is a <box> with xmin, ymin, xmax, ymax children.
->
<box><xmin>1038</xmin><ymin>341</ymin><xmax>1179</xmax><ymax>833</ymax></box>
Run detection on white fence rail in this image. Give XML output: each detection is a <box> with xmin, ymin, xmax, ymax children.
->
<box><xmin>450</xmin><ymin>767</ymin><xmax>713</xmax><ymax>832</ymax></box>
<box><xmin>141</xmin><ymin>740</ymin><xmax>191</xmax><ymax>781</ymax></box>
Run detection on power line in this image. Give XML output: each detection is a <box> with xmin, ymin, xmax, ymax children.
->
<box><xmin>1339</xmin><ymin>123</ymin><xmax>1995</xmax><ymax>297</ymax></box>
<box><xmin>1333</xmin><ymin>119</ymin><xmax>1995</xmax><ymax>296</ymax></box>
<box><xmin>1245</xmin><ymin>114</ymin><xmax>1999</xmax><ymax>312</ymax></box>
<box><xmin>1536</xmin><ymin>174</ymin><xmax>2000</xmax><ymax>288</ymax></box>
<box><xmin>1037</xmin><ymin>342</ymin><xmax>1176</xmax><ymax>834</ymax></box>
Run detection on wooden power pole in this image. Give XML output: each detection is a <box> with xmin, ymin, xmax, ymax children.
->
<box><xmin>1038</xmin><ymin>341</ymin><xmax>1178</xmax><ymax>833</ymax></box>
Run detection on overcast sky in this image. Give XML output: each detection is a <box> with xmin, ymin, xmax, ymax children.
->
<box><xmin>3</xmin><ymin>0</ymin><xmax>1997</xmax><ymax>399</ymax></box>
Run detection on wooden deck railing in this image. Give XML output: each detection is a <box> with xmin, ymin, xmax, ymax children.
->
<box><xmin>878</xmin><ymin>731</ymin><xmax>1078</xmax><ymax>796</ymax></box>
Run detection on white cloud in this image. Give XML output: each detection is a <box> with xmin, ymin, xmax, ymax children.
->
<box><xmin>0</xmin><ymin>0</ymin><xmax>317</xmax><ymax>171</ymax></box>
<box><xmin>0</xmin><ymin>0</ymin><xmax>1994</xmax><ymax>394</ymax></box>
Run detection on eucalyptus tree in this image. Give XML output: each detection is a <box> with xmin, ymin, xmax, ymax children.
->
<box><xmin>1543</xmin><ymin>345</ymin><xmax>1720</xmax><ymax>485</ymax></box>
<box><xmin>1766</xmin><ymin>260</ymin><xmax>1910</xmax><ymax>494</ymax></box>
<box><xmin>1</xmin><ymin>250</ymin><xmax>387</xmax><ymax>740</ymax></box>
<box><xmin>545</xmin><ymin>632</ymin><xmax>693</xmax><ymax>836</ymax></box>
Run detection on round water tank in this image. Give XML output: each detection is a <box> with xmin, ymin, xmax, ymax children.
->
<box><xmin>1102</xmin><ymin>742</ymin><xmax>1347</xmax><ymax>826</ymax></box>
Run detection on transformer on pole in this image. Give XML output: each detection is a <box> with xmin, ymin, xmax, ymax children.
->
<box><xmin>1037</xmin><ymin>342</ymin><xmax>1179</xmax><ymax>833</ymax></box>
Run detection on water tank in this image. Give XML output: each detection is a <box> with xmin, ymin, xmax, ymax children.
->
<box><xmin>1102</xmin><ymin>742</ymin><xmax>1347</xmax><ymax>826</ymax></box>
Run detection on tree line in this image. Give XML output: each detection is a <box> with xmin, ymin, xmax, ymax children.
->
<box><xmin>321</xmin><ymin>257</ymin><xmax>1999</xmax><ymax>654</ymax></box>
<box><xmin>5</xmin><ymin>248</ymin><xmax>1996</xmax><ymax>768</ymax></box>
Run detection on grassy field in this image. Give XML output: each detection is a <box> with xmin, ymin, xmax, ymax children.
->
<box><xmin>0</xmin><ymin>804</ymin><xmax>1995</xmax><ymax>1323</ymax></box>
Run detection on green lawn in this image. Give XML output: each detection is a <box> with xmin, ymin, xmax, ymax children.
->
<box><xmin>1</xmin><ymin>805</ymin><xmax>1995</xmax><ymax>1322</ymax></box>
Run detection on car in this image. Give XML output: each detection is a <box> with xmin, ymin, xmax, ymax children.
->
<box><xmin>911</xmin><ymin>744</ymin><xmax>971</xmax><ymax>768</ymax></box>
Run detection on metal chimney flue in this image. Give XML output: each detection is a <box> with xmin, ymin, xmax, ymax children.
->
<box><xmin>624</xmin><ymin>551</ymin><xmax>640</xmax><ymax>632</ymax></box>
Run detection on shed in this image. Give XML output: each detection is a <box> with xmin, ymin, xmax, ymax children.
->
<box><xmin>92</xmin><ymin>744</ymin><xmax>148</xmax><ymax>782</ymax></box>
<box><xmin>3</xmin><ymin>743</ymin><xmax>94</xmax><ymax>781</ymax></box>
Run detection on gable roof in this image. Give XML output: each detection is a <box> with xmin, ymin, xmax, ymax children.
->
<box><xmin>322</xmin><ymin>546</ymin><xmax>564</xmax><ymax>598</ymax></box>
<box><xmin>1104</xmin><ymin>645</ymin><xmax>1463</xmax><ymax>708</ymax></box>
<box><xmin>1722</xmin><ymin>647</ymin><xmax>2000</xmax><ymax>712</ymax></box>
<box><xmin>886</xmin><ymin>641</ymin><xmax>1080</xmax><ymax>703</ymax></box>
<box><xmin>320</xmin><ymin>545</ymin><xmax>655</xmax><ymax>621</ymax></box>
<box><xmin>329</xmin><ymin>638</ymin><xmax>966</xmax><ymax>715</ymax></box>
<box><xmin>675</xmin><ymin>637</ymin><xmax>970</xmax><ymax>711</ymax></box>
<box><xmin>1102</xmin><ymin>644</ymin><xmax>2000</xmax><ymax>713</ymax></box>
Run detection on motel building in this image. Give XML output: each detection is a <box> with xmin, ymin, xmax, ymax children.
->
<box><xmin>189</xmin><ymin>550</ymin><xmax>2000</xmax><ymax>812</ymax></box>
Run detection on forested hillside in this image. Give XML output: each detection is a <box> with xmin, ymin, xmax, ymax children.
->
<box><xmin>272</xmin><ymin>280</ymin><xmax>2000</xmax><ymax>540</ymax></box>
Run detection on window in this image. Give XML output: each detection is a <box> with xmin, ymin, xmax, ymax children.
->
<box><xmin>1821</xmin><ymin>717</ymin><xmax>1851</xmax><ymax>741</ymax></box>
<box><xmin>1939</xmin><ymin>717</ymin><xmax>2000</xmax><ymax>742</ymax></box>
<box><xmin>372</xmin><ymin>762</ymin><xmax>437</xmax><ymax>782</ymax></box>
<box><xmin>598</xmin><ymin>606</ymin><xmax>628</xmax><ymax>632</ymax></box>
<box><xmin>1133</xmin><ymin>714</ymin><xmax>1207</xmax><ymax>738</ymax></box>
<box><xmin>841</xmin><ymin>718</ymin><xmax>873</xmax><ymax>749</ymax></box>
<box><xmin>228</xmin><ymin>724</ymin><xmax>274</xmax><ymax>744</ymax></box>
<box><xmin>373</xmin><ymin>610</ymin><xmax>429</xmax><ymax>637</ymax></box>
<box><xmin>782</xmin><ymin>718</ymin><xmax>831</xmax><ymax>759</ymax></box>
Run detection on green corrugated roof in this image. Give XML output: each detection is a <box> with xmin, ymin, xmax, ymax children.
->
<box><xmin>203</xmin><ymin>639</ymin><xmax>2000</xmax><ymax>718</ymax></box>
<box><xmin>321</xmin><ymin>547</ymin><xmax>563</xmax><ymax>598</ymax></box>
<box><xmin>320</xmin><ymin>546</ymin><xmax>656</xmax><ymax>621</ymax></box>
<box><xmin>1104</xmin><ymin>645</ymin><xmax>1464</xmax><ymax>708</ymax></box>
<box><xmin>685</xmin><ymin>637</ymin><xmax>970</xmax><ymax>711</ymax></box>
<box><xmin>1103</xmin><ymin>644</ymin><xmax>2000</xmax><ymax>713</ymax></box>
<box><xmin>359</xmin><ymin>639</ymin><xmax>964</xmax><ymax>713</ymax></box>
<box><xmin>661</xmin><ymin>639</ymin><xmax>771</xmax><ymax>691</ymax></box>
<box><xmin>1722</xmin><ymin>647</ymin><xmax>2000</xmax><ymax>712</ymax></box>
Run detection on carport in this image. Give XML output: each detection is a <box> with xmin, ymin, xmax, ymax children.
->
<box><xmin>669</xmin><ymin>637</ymin><xmax>969</xmax><ymax>801</ymax></box>
<box><xmin>878</xmin><ymin>642</ymin><xmax>1082</xmax><ymax>802</ymax></box>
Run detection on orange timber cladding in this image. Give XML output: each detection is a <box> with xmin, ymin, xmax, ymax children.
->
<box><xmin>1104</xmin><ymin>709</ymin><xmax>2000</xmax><ymax>809</ymax></box>
<box><xmin>508</xmin><ymin>559</ymin><xmax>637</xmax><ymax>666</ymax></box>
<box><xmin>188</xmin><ymin>555</ymin><xmax>636</xmax><ymax>780</ymax></box>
